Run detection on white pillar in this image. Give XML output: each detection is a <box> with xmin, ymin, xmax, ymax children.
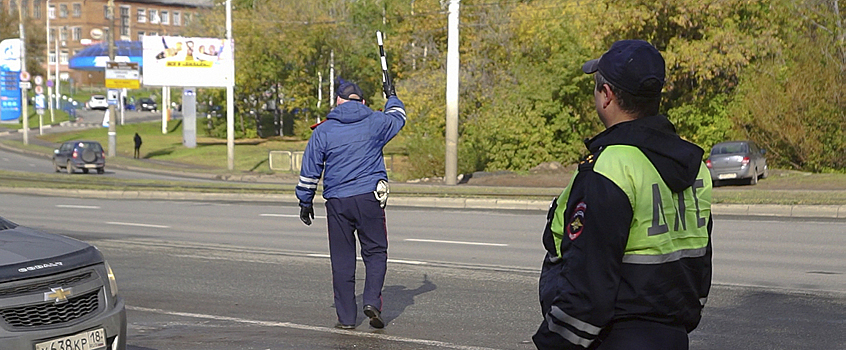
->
<box><xmin>162</xmin><ymin>86</ymin><xmax>168</xmax><ymax>134</ymax></box>
<box><xmin>444</xmin><ymin>0</ymin><xmax>460</xmax><ymax>185</ymax></box>
<box><xmin>225</xmin><ymin>0</ymin><xmax>235</xmax><ymax>171</ymax></box>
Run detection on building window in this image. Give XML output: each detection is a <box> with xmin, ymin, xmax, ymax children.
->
<box><xmin>149</xmin><ymin>9</ymin><xmax>158</xmax><ymax>24</ymax></box>
<box><xmin>121</xmin><ymin>6</ymin><xmax>130</xmax><ymax>36</ymax></box>
<box><xmin>104</xmin><ymin>5</ymin><xmax>108</xmax><ymax>19</ymax></box>
<box><xmin>60</xmin><ymin>27</ymin><xmax>67</xmax><ymax>41</ymax></box>
<box><xmin>149</xmin><ymin>31</ymin><xmax>157</xmax><ymax>36</ymax></box>
<box><xmin>137</xmin><ymin>8</ymin><xmax>145</xmax><ymax>23</ymax></box>
<box><xmin>49</xmin><ymin>52</ymin><xmax>56</xmax><ymax>64</ymax></box>
<box><xmin>161</xmin><ymin>10</ymin><xmax>169</xmax><ymax>25</ymax></box>
<box><xmin>173</xmin><ymin>11</ymin><xmax>180</xmax><ymax>26</ymax></box>
<box><xmin>137</xmin><ymin>31</ymin><xmax>144</xmax><ymax>41</ymax></box>
<box><xmin>33</xmin><ymin>0</ymin><xmax>40</xmax><ymax>19</ymax></box>
<box><xmin>21</xmin><ymin>0</ymin><xmax>28</xmax><ymax>17</ymax></box>
<box><xmin>72</xmin><ymin>3</ymin><xmax>80</xmax><ymax>17</ymax></box>
<box><xmin>60</xmin><ymin>50</ymin><xmax>68</xmax><ymax>64</ymax></box>
<box><xmin>49</xmin><ymin>28</ymin><xmax>55</xmax><ymax>43</ymax></box>
<box><xmin>48</xmin><ymin>4</ymin><xmax>54</xmax><ymax>19</ymax></box>
<box><xmin>72</xmin><ymin>27</ymin><xmax>81</xmax><ymax>41</ymax></box>
<box><xmin>10</xmin><ymin>1</ymin><xmax>16</xmax><ymax>15</ymax></box>
<box><xmin>59</xmin><ymin>3</ymin><xmax>67</xmax><ymax>17</ymax></box>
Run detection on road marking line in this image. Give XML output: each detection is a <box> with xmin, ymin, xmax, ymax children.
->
<box><xmin>260</xmin><ymin>213</ymin><xmax>327</xmax><ymax>219</ymax></box>
<box><xmin>106</xmin><ymin>222</ymin><xmax>170</xmax><ymax>228</ymax></box>
<box><xmin>405</xmin><ymin>239</ymin><xmax>508</xmax><ymax>247</ymax></box>
<box><xmin>306</xmin><ymin>253</ymin><xmax>427</xmax><ymax>265</ymax></box>
<box><xmin>57</xmin><ymin>205</ymin><xmax>101</xmax><ymax>209</ymax></box>
<box><xmin>126</xmin><ymin>305</ymin><xmax>497</xmax><ymax>350</ymax></box>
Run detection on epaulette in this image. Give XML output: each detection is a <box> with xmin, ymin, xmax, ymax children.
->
<box><xmin>310</xmin><ymin>120</ymin><xmax>326</xmax><ymax>130</ymax></box>
<box><xmin>578</xmin><ymin>147</ymin><xmax>604</xmax><ymax>171</ymax></box>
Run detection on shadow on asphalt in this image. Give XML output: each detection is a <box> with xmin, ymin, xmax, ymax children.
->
<box><xmin>361</xmin><ymin>274</ymin><xmax>437</xmax><ymax>325</ymax></box>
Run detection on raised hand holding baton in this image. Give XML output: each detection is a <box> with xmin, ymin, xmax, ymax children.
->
<box><xmin>376</xmin><ymin>31</ymin><xmax>396</xmax><ymax>98</ymax></box>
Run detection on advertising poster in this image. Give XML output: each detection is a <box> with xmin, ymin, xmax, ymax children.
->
<box><xmin>0</xmin><ymin>39</ymin><xmax>22</xmax><ymax>122</ymax></box>
<box><xmin>142</xmin><ymin>36</ymin><xmax>233</xmax><ymax>87</ymax></box>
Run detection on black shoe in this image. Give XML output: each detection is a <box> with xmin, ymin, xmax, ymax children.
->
<box><xmin>334</xmin><ymin>323</ymin><xmax>355</xmax><ymax>330</ymax></box>
<box><xmin>363</xmin><ymin>305</ymin><xmax>385</xmax><ymax>329</ymax></box>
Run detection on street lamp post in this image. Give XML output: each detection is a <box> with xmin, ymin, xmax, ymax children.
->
<box><xmin>18</xmin><ymin>0</ymin><xmax>29</xmax><ymax>145</ymax></box>
<box><xmin>107</xmin><ymin>0</ymin><xmax>116</xmax><ymax>157</ymax></box>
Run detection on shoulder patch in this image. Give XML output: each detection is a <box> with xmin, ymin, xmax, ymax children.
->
<box><xmin>566</xmin><ymin>202</ymin><xmax>587</xmax><ymax>240</ymax></box>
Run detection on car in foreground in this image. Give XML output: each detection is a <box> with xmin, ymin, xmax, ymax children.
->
<box><xmin>706</xmin><ymin>140</ymin><xmax>768</xmax><ymax>185</ymax></box>
<box><xmin>85</xmin><ymin>95</ymin><xmax>109</xmax><ymax>111</ymax></box>
<box><xmin>52</xmin><ymin>141</ymin><xmax>106</xmax><ymax>174</ymax></box>
<box><xmin>137</xmin><ymin>98</ymin><xmax>157</xmax><ymax>112</ymax></box>
<box><xmin>0</xmin><ymin>216</ymin><xmax>126</xmax><ymax>350</ymax></box>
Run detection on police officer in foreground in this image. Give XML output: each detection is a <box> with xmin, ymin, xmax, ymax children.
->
<box><xmin>296</xmin><ymin>78</ymin><xmax>406</xmax><ymax>329</ymax></box>
<box><xmin>533</xmin><ymin>40</ymin><xmax>713</xmax><ymax>349</ymax></box>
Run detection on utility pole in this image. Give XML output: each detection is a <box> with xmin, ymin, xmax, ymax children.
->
<box><xmin>18</xmin><ymin>0</ymin><xmax>29</xmax><ymax>145</ymax></box>
<box><xmin>226</xmin><ymin>0</ymin><xmax>235</xmax><ymax>171</ymax></box>
<box><xmin>329</xmin><ymin>49</ymin><xmax>334</xmax><ymax>107</ymax></box>
<box><xmin>46</xmin><ymin>0</ymin><xmax>53</xmax><ymax>123</ymax></box>
<box><xmin>444</xmin><ymin>0</ymin><xmax>460</xmax><ymax>185</ymax></box>
<box><xmin>106</xmin><ymin>0</ymin><xmax>117</xmax><ymax>157</ymax></box>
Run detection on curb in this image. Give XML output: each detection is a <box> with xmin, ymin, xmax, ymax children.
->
<box><xmin>2</xmin><ymin>187</ymin><xmax>845</xmax><ymax>218</ymax></box>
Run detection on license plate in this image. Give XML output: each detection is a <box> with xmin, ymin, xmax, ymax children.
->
<box><xmin>718</xmin><ymin>173</ymin><xmax>737</xmax><ymax>179</ymax></box>
<box><xmin>84</xmin><ymin>164</ymin><xmax>98</xmax><ymax>168</ymax></box>
<box><xmin>35</xmin><ymin>328</ymin><xmax>106</xmax><ymax>350</ymax></box>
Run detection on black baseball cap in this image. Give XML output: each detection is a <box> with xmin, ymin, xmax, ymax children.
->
<box><xmin>582</xmin><ymin>40</ymin><xmax>665</xmax><ymax>97</ymax></box>
<box><xmin>337</xmin><ymin>80</ymin><xmax>364</xmax><ymax>101</ymax></box>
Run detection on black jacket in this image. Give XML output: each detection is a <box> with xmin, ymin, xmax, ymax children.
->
<box><xmin>534</xmin><ymin>115</ymin><xmax>712</xmax><ymax>349</ymax></box>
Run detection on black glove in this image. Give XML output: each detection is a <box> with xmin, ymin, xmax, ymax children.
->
<box><xmin>383</xmin><ymin>79</ymin><xmax>396</xmax><ymax>98</ymax></box>
<box><xmin>299</xmin><ymin>205</ymin><xmax>314</xmax><ymax>226</ymax></box>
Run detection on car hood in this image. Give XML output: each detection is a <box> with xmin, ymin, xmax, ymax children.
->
<box><xmin>0</xmin><ymin>226</ymin><xmax>103</xmax><ymax>283</ymax></box>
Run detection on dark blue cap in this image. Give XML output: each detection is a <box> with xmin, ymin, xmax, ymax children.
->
<box><xmin>337</xmin><ymin>78</ymin><xmax>364</xmax><ymax>101</ymax></box>
<box><xmin>582</xmin><ymin>40</ymin><xmax>665</xmax><ymax>97</ymax></box>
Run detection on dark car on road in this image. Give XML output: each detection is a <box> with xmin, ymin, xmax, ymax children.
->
<box><xmin>53</xmin><ymin>141</ymin><xmax>106</xmax><ymax>174</ymax></box>
<box><xmin>0</xmin><ymin>216</ymin><xmax>126</xmax><ymax>350</ymax></box>
<box><xmin>137</xmin><ymin>98</ymin><xmax>157</xmax><ymax>112</ymax></box>
<box><xmin>706</xmin><ymin>140</ymin><xmax>768</xmax><ymax>186</ymax></box>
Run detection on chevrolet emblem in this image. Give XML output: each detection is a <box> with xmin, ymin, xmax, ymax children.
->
<box><xmin>44</xmin><ymin>287</ymin><xmax>73</xmax><ymax>304</ymax></box>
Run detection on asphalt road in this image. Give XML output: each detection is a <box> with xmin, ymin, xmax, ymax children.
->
<box><xmin>2</xmin><ymin>193</ymin><xmax>844</xmax><ymax>349</ymax></box>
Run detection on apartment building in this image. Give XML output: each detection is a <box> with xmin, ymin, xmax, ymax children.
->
<box><xmin>2</xmin><ymin>0</ymin><xmax>211</xmax><ymax>86</ymax></box>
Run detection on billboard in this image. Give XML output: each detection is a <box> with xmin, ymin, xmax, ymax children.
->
<box><xmin>142</xmin><ymin>36</ymin><xmax>233</xmax><ymax>87</ymax></box>
<box><xmin>0</xmin><ymin>39</ymin><xmax>21</xmax><ymax>122</ymax></box>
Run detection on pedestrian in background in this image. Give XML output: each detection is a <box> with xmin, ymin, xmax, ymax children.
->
<box><xmin>133</xmin><ymin>133</ymin><xmax>142</xmax><ymax>159</ymax></box>
<box><xmin>533</xmin><ymin>40</ymin><xmax>713</xmax><ymax>350</ymax></box>
<box><xmin>296</xmin><ymin>78</ymin><xmax>406</xmax><ymax>330</ymax></box>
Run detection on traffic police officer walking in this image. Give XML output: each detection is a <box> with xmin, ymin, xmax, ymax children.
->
<box><xmin>533</xmin><ymin>40</ymin><xmax>713</xmax><ymax>349</ymax></box>
<box><xmin>296</xmin><ymin>79</ymin><xmax>406</xmax><ymax>329</ymax></box>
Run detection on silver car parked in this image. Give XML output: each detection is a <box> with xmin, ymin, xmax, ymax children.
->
<box><xmin>0</xmin><ymin>216</ymin><xmax>126</xmax><ymax>350</ymax></box>
<box><xmin>706</xmin><ymin>140</ymin><xmax>768</xmax><ymax>186</ymax></box>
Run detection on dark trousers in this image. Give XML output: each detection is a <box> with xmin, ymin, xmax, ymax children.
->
<box><xmin>325</xmin><ymin>193</ymin><xmax>388</xmax><ymax>325</ymax></box>
<box><xmin>134</xmin><ymin>146</ymin><xmax>140</xmax><ymax>158</ymax></box>
<box><xmin>595</xmin><ymin>320</ymin><xmax>689</xmax><ymax>350</ymax></box>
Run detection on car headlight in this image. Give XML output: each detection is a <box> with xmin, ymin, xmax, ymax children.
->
<box><xmin>104</xmin><ymin>261</ymin><xmax>118</xmax><ymax>297</ymax></box>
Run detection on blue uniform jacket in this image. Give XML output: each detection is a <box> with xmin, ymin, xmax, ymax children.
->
<box><xmin>296</xmin><ymin>96</ymin><xmax>406</xmax><ymax>207</ymax></box>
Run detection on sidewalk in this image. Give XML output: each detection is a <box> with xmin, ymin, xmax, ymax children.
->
<box><xmin>1</xmin><ymin>124</ymin><xmax>844</xmax><ymax>219</ymax></box>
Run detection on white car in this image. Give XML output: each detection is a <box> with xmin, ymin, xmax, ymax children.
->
<box><xmin>86</xmin><ymin>95</ymin><xmax>109</xmax><ymax>110</ymax></box>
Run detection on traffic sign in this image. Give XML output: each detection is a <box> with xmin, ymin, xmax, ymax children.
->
<box><xmin>19</xmin><ymin>71</ymin><xmax>30</xmax><ymax>82</ymax></box>
<box><xmin>35</xmin><ymin>95</ymin><xmax>45</xmax><ymax>109</ymax></box>
<box><xmin>19</xmin><ymin>81</ymin><xmax>31</xmax><ymax>89</ymax></box>
<box><xmin>46</xmin><ymin>80</ymin><xmax>53</xmax><ymax>88</ymax></box>
<box><xmin>34</xmin><ymin>75</ymin><xmax>43</xmax><ymax>85</ymax></box>
<box><xmin>107</xmin><ymin>89</ymin><xmax>119</xmax><ymax>105</ymax></box>
<box><xmin>34</xmin><ymin>85</ymin><xmax>43</xmax><ymax>94</ymax></box>
<box><xmin>105</xmin><ymin>62</ymin><xmax>140</xmax><ymax>89</ymax></box>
